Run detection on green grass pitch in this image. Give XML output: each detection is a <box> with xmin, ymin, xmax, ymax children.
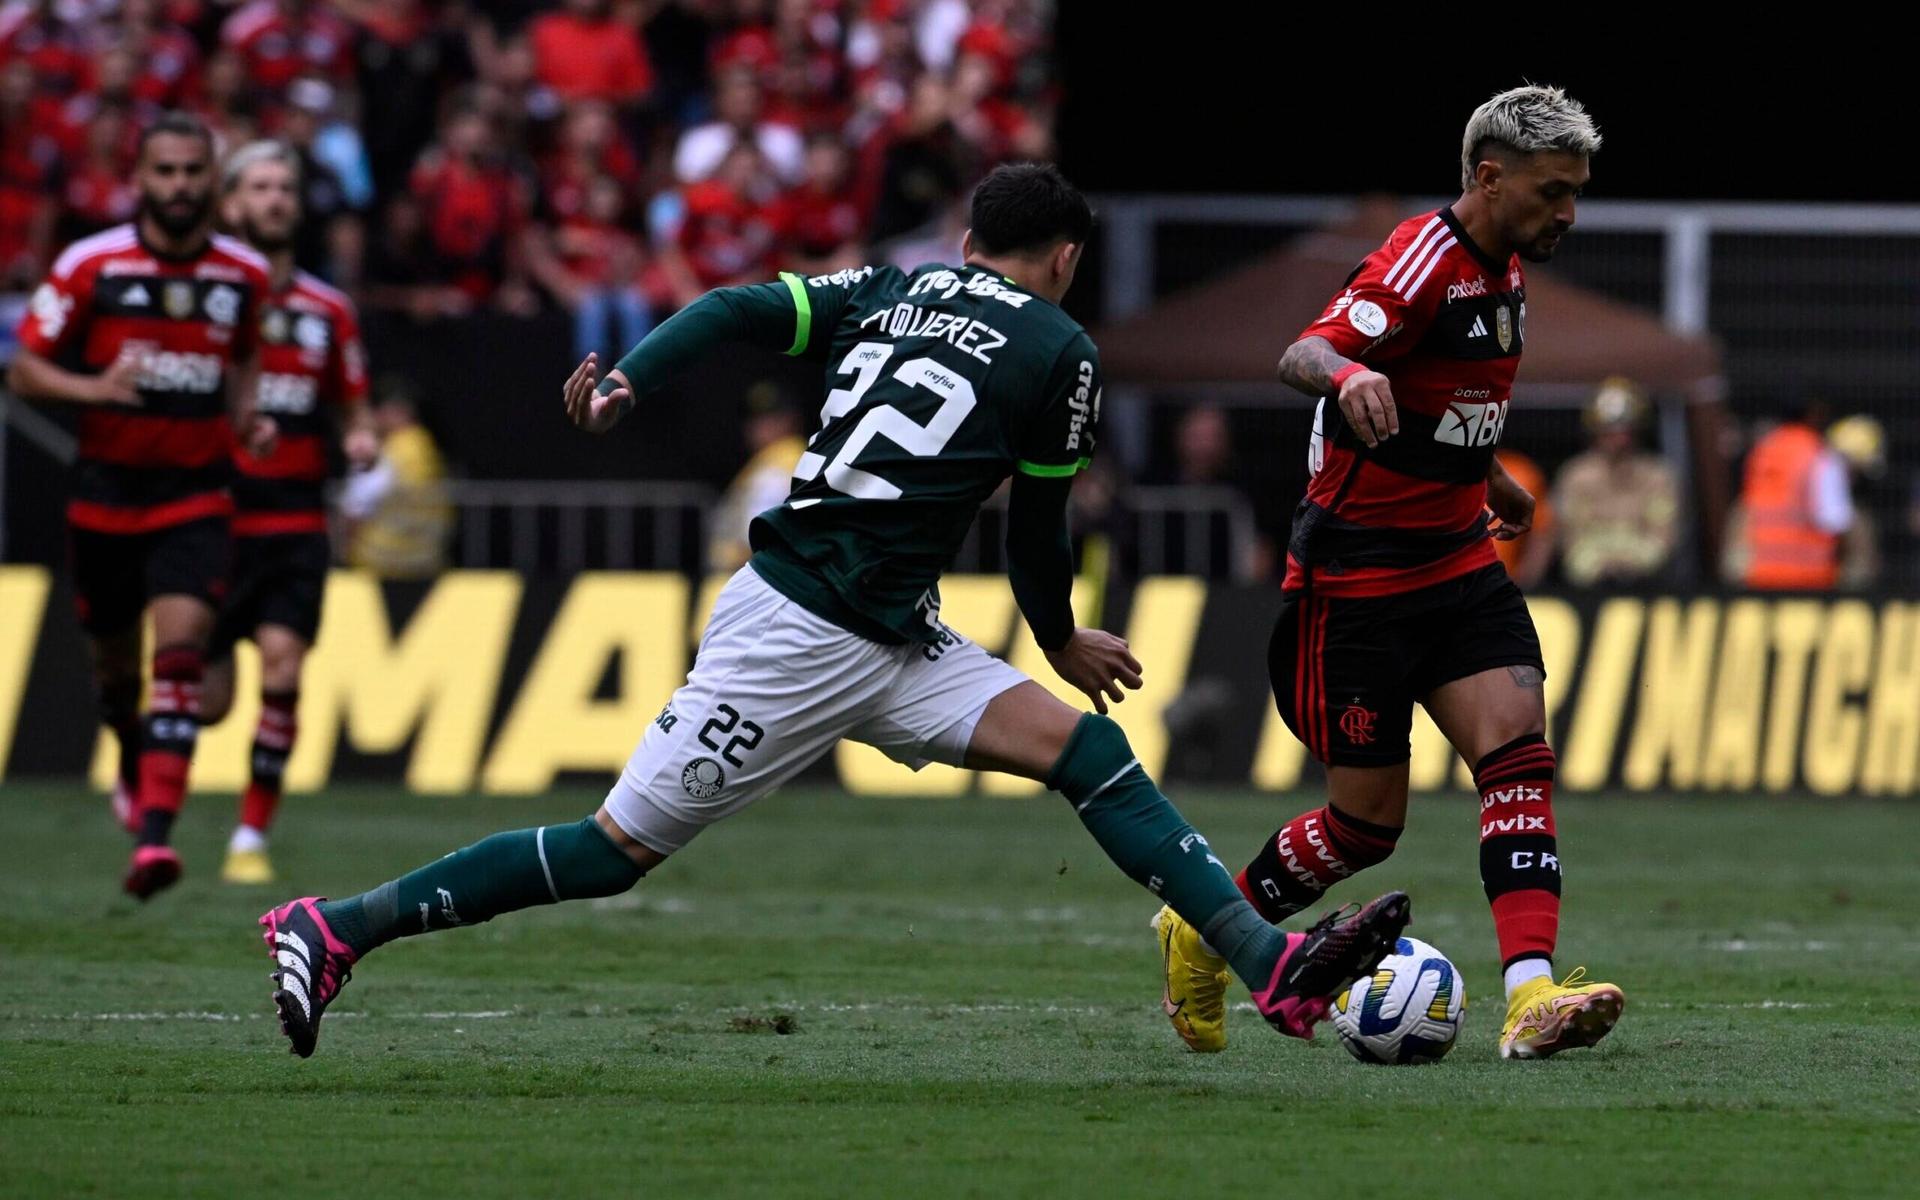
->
<box><xmin>2</xmin><ymin>783</ymin><xmax>1916</xmax><ymax>1198</ymax></box>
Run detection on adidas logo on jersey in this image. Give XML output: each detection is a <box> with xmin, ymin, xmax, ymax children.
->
<box><xmin>1434</xmin><ymin>398</ymin><xmax>1509</xmax><ymax>447</ymax></box>
<box><xmin>123</xmin><ymin>282</ymin><xmax>150</xmax><ymax>307</ymax></box>
<box><xmin>1468</xmin><ymin>315</ymin><xmax>1489</xmax><ymax>338</ymax></box>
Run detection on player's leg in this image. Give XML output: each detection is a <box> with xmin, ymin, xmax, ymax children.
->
<box><xmin>259</xmin><ymin>565</ymin><xmax>882</xmax><ymax>1056</ymax></box>
<box><xmin>1420</xmin><ymin>565</ymin><xmax>1622</xmax><ymax>1058</ymax></box>
<box><xmin>91</xmin><ymin>625</ymin><xmax>144</xmax><ymax>832</ymax></box>
<box><xmin>858</xmin><ymin>635</ymin><xmax>1408</xmax><ymax>1042</ymax></box>
<box><xmin>220</xmin><ymin>623</ymin><xmax>303</xmax><ymax>883</ymax></box>
<box><xmin>1153</xmin><ymin>590</ymin><xmax>1418</xmax><ymax>1049</ymax></box>
<box><xmin>69</xmin><ymin>524</ymin><xmax>146</xmax><ymax>831</ymax></box>
<box><xmin>123</xmin><ymin>516</ymin><xmax>229</xmax><ymax>898</ymax></box>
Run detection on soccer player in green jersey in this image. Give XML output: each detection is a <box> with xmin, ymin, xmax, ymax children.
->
<box><xmin>257</xmin><ymin>164</ymin><xmax>1409</xmax><ymax>1058</ymax></box>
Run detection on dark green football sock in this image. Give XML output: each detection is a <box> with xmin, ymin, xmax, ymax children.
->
<box><xmin>1048</xmin><ymin>714</ymin><xmax>1285</xmax><ymax>990</ymax></box>
<box><xmin>318</xmin><ymin>817</ymin><xmax>644</xmax><ymax>958</ymax></box>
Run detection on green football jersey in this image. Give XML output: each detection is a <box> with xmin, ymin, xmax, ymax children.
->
<box><xmin>746</xmin><ymin>262</ymin><xmax>1103</xmax><ymax>645</ymax></box>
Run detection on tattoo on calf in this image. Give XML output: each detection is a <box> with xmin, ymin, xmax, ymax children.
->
<box><xmin>1507</xmin><ymin>665</ymin><xmax>1544</xmax><ymax>689</ymax></box>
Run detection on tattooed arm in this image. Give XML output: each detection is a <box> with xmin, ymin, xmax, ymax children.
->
<box><xmin>1279</xmin><ymin>335</ymin><xmax>1399</xmax><ymax>448</ymax></box>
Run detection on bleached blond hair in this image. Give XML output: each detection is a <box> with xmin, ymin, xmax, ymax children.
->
<box><xmin>222</xmin><ymin>139</ymin><xmax>301</xmax><ymax>193</ymax></box>
<box><xmin>1461</xmin><ymin>85</ymin><xmax>1601</xmax><ymax>189</ymax></box>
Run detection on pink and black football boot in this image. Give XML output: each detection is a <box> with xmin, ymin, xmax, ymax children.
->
<box><xmin>259</xmin><ymin>898</ymin><xmax>359</xmax><ymax>1058</ymax></box>
<box><xmin>1252</xmin><ymin>890</ymin><xmax>1412</xmax><ymax>1039</ymax></box>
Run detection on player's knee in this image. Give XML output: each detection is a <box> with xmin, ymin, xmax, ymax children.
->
<box><xmin>590</xmin><ymin>808</ymin><xmax>668</xmax><ymax>877</ymax></box>
<box><xmin>1473</xmin><ymin>733</ymin><xmax>1556</xmax><ymax>789</ymax></box>
<box><xmin>1044</xmin><ymin>713</ymin><xmax>1142</xmax><ymax>806</ymax></box>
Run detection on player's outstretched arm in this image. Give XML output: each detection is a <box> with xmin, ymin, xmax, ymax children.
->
<box><xmin>1279</xmin><ymin>335</ymin><xmax>1398</xmax><ymax>448</ymax></box>
<box><xmin>5</xmin><ymin>346</ymin><xmax>142</xmax><ymax>407</ymax></box>
<box><xmin>1005</xmin><ymin>472</ymin><xmax>1141</xmax><ymax>714</ymax></box>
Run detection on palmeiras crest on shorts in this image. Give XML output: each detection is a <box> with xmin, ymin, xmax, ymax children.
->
<box><xmin>1339</xmin><ymin>702</ymin><xmax>1378</xmax><ymax>745</ymax></box>
<box><xmin>682</xmin><ymin>757</ymin><xmax>725</xmax><ymax>799</ymax></box>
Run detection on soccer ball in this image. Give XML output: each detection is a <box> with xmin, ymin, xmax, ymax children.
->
<box><xmin>1330</xmin><ymin>936</ymin><xmax>1465</xmax><ymax>1065</ymax></box>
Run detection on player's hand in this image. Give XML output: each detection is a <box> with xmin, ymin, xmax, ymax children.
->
<box><xmin>1487</xmin><ymin>467</ymin><xmax>1535</xmax><ymax>540</ymax></box>
<box><xmin>1044</xmin><ymin>628</ymin><xmax>1145</xmax><ymax>716</ymax></box>
<box><xmin>243</xmin><ymin>415</ymin><xmax>278</xmax><ymax>458</ymax></box>
<box><xmin>1337</xmin><ymin>368</ymin><xmax>1398</xmax><ymax>447</ymax></box>
<box><xmin>87</xmin><ymin>347</ymin><xmax>144</xmax><ymax>406</ymax></box>
<box><xmin>342</xmin><ymin>426</ymin><xmax>380</xmax><ymax>470</ymax></box>
<box><xmin>563</xmin><ymin>352</ymin><xmax>631</xmax><ymax>434</ymax></box>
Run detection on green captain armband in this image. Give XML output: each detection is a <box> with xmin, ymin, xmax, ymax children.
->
<box><xmin>1015</xmin><ymin>457</ymin><xmax>1092</xmax><ymax>478</ymax></box>
<box><xmin>779</xmin><ymin>272</ymin><xmax>812</xmax><ymax>356</ymax></box>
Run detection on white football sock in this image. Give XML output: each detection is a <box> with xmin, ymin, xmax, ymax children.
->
<box><xmin>229</xmin><ymin>825</ymin><xmax>268</xmax><ymax>853</ymax></box>
<box><xmin>1504</xmin><ymin>957</ymin><xmax>1552</xmax><ymax>999</ymax></box>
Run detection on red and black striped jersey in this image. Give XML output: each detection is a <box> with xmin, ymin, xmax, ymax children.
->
<box><xmin>1285</xmin><ymin>207</ymin><xmax>1526</xmax><ymax>597</ymax></box>
<box><xmin>230</xmin><ymin>270</ymin><xmax>368</xmax><ymax>536</ymax></box>
<box><xmin>17</xmin><ymin>224</ymin><xmax>269</xmax><ymax>533</ymax></box>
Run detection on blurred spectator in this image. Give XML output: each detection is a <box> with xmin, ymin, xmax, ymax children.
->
<box><xmin>774</xmin><ymin>132</ymin><xmax>866</xmax><ymax>272</ymax></box>
<box><xmin>655</xmin><ymin>139</ymin><xmax>780</xmax><ymax>306</ymax></box>
<box><xmin>707</xmin><ymin>381</ymin><xmax>804</xmax><ymax>571</ymax></box>
<box><xmin>58</xmin><ymin>104</ymin><xmax>136</xmax><ymax>241</ymax></box>
<box><xmin>1142</xmin><ymin>405</ymin><xmax>1260</xmax><ymax>579</ymax></box>
<box><xmin>0</xmin><ymin>59</ymin><xmax>58</xmax><ymax>287</ymax></box>
<box><xmin>221</xmin><ymin>0</ymin><xmax>354</xmax><ymax>107</ymax></box>
<box><xmin>539</xmin><ymin>99</ymin><xmax>641</xmax><ymax>225</ymax></box>
<box><xmin>1493</xmin><ymin>448</ymin><xmax>1554</xmax><ymax>589</ymax></box>
<box><xmin>1827</xmin><ymin>413</ymin><xmax>1887</xmax><ymax>588</ymax></box>
<box><xmin>58</xmin><ymin>44</ymin><xmax>154</xmax><ymax>161</ymax></box>
<box><xmin>1553</xmin><ymin>378</ymin><xmax>1680</xmax><ymax>588</ymax></box>
<box><xmin>407</xmin><ymin>102</ymin><xmax>534</xmax><ymax>311</ymax></box>
<box><xmin>274</xmin><ymin>75</ymin><xmax>363</xmax><ymax>278</ymax></box>
<box><xmin>88</xmin><ymin>0</ymin><xmax>199</xmax><ymax>109</ymax></box>
<box><xmin>674</xmin><ymin>66</ymin><xmax>803</xmax><ymax>185</ymax></box>
<box><xmin>869</xmin><ymin>73</ymin><xmax>973</xmax><ymax>241</ymax></box>
<box><xmin>340</xmin><ymin>379</ymin><xmax>453</xmax><ymax>579</ymax></box>
<box><xmin>346</xmin><ymin>0</ymin><xmax>473</xmax><ymax>199</ymax></box>
<box><xmin>529</xmin><ymin>172</ymin><xmax>653</xmax><ymax>364</ymax></box>
<box><xmin>527</xmin><ymin>0</ymin><xmax>655</xmax><ymax>108</ymax></box>
<box><xmin>1727</xmin><ymin>400</ymin><xmax>1850</xmax><ymax>590</ymax></box>
<box><xmin>362</xmin><ymin>192</ymin><xmax>473</xmax><ymax>320</ymax></box>
<box><xmin>0</xmin><ymin>1</ymin><xmax>85</xmax><ymax>96</ymax></box>
<box><xmin>189</xmin><ymin>48</ymin><xmax>260</xmax><ymax>157</ymax></box>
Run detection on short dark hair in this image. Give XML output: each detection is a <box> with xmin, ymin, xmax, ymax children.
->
<box><xmin>968</xmin><ymin>162</ymin><xmax>1093</xmax><ymax>257</ymax></box>
<box><xmin>137</xmin><ymin>111</ymin><xmax>214</xmax><ymax>160</ymax></box>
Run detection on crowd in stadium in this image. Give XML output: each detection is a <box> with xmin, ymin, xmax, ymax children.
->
<box><xmin>1</xmin><ymin>0</ymin><xmax>1055</xmax><ymax>360</ymax></box>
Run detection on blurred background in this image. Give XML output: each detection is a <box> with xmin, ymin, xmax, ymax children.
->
<box><xmin>1</xmin><ymin>4</ymin><xmax>1913</xmax><ymax>794</ymax></box>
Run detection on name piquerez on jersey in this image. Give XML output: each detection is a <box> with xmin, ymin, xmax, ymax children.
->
<box><xmin>852</xmin><ymin>267</ymin><xmax>1028</xmax><ymax>364</ymax></box>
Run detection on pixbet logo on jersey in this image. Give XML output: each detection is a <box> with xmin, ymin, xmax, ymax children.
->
<box><xmin>1446</xmin><ymin>277</ymin><xmax>1488</xmax><ymax>301</ymax></box>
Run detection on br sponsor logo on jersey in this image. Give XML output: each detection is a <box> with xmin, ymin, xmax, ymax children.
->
<box><xmin>256</xmin><ymin>372</ymin><xmax>319</xmax><ymax>415</ymax></box>
<box><xmin>122</xmin><ymin>340</ymin><xmax>222</xmax><ymax>394</ymax></box>
<box><xmin>1434</xmin><ymin>397</ymin><xmax>1509</xmax><ymax>448</ymax></box>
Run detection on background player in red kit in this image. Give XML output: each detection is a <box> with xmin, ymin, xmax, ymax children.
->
<box><xmin>7</xmin><ymin>112</ymin><xmax>272</xmax><ymax>899</ymax></box>
<box><xmin>200</xmin><ymin>140</ymin><xmax>372</xmax><ymax>886</ymax></box>
<box><xmin>1154</xmin><ymin>86</ymin><xmax>1626</xmax><ymax>1060</ymax></box>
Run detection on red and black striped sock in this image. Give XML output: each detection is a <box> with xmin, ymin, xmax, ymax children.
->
<box><xmin>1235</xmin><ymin>803</ymin><xmax>1402</xmax><ymax>923</ymax></box>
<box><xmin>1475</xmin><ymin>732</ymin><xmax>1561</xmax><ymax>970</ymax></box>
<box><xmin>135</xmin><ymin>645</ymin><xmax>203</xmax><ymax>847</ymax></box>
<box><xmin>238</xmin><ymin>688</ymin><xmax>297</xmax><ymax>836</ymax></box>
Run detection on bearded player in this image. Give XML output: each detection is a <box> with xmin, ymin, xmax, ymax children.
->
<box><xmin>1154</xmin><ymin>86</ymin><xmax>1626</xmax><ymax>1060</ymax></box>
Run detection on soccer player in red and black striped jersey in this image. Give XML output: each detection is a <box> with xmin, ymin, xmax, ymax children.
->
<box><xmin>1154</xmin><ymin>86</ymin><xmax>1626</xmax><ymax>1060</ymax></box>
<box><xmin>8</xmin><ymin>112</ymin><xmax>273</xmax><ymax>899</ymax></box>
<box><xmin>199</xmin><ymin>140</ymin><xmax>373</xmax><ymax>886</ymax></box>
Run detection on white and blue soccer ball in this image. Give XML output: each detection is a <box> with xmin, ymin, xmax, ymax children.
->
<box><xmin>1330</xmin><ymin>936</ymin><xmax>1465</xmax><ymax>1065</ymax></box>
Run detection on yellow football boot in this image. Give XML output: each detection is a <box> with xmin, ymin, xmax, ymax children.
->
<box><xmin>221</xmin><ymin>847</ymin><xmax>277</xmax><ymax>885</ymax></box>
<box><xmin>1499</xmin><ymin>967</ymin><xmax>1625</xmax><ymax>1060</ymax></box>
<box><xmin>1153</xmin><ymin>905</ymin><xmax>1231</xmax><ymax>1052</ymax></box>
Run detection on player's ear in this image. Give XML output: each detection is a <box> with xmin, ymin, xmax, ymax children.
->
<box><xmin>1053</xmin><ymin>241</ymin><xmax>1079</xmax><ymax>280</ymax></box>
<box><xmin>961</xmin><ymin>228</ymin><xmax>976</xmax><ymax>259</ymax></box>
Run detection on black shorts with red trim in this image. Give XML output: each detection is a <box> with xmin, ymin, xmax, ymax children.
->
<box><xmin>1269</xmin><ymin>561</ymin><xmax>1543</xmax><ymax>767</ymax></box>
<box><xmin>68</xmin><ymin>515</ymin><xmax>230</xmax><ymax>636</ymax></box>
<box><xmin>208</xmin><ymin>530</ymin><xmax>331</xmax><ymax>658</ymax></box>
